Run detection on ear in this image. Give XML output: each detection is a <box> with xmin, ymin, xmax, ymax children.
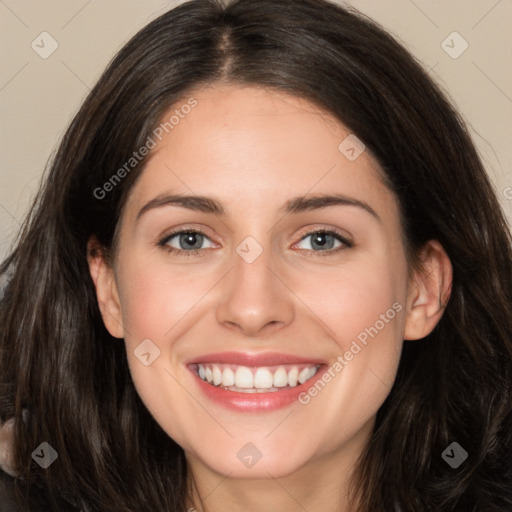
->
<box><xmin>0</xmin><ymin>418</ymin><xmax>17</xmax><ymax>477</ymax></box>
<box><xmin>403</xmin><ymin>239</ymin><xmax>453</xmax><ymax>340</ymax></box>
<box><xmin>87</xmin><ymin>235</ymin><xmax>125</xmax><ymax>339</ymax></box>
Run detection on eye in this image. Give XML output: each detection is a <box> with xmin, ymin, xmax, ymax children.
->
<box><xmin>294</xmin><ymin>229</ymin><xmax>353</xmax><ymax>256</ymax></box>
<box><xmin>157</xmin><ymin>227</ymin><xmax>353</xmax><ymax>258</ymax></box>
<box><xmin>158</xmin><ymin>229</ymin><xmax>215</xmax><ymax>256</ymax></box>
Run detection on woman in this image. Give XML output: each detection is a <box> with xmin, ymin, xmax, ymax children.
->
<box><xmin>1</xmin><ymin>0</ymin><xmax>511</xmax><ymax>510</ymax></box>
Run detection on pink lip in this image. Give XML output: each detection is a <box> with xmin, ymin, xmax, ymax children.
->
<box><xmin>184</xmin><ymin>351</ymin><xmax>327</xmax><ymax>367</ymax></box>
<box><xmin>185</xmin><ymin>351</ymin><xmax>329</xmax><ymax>413</ymax></box>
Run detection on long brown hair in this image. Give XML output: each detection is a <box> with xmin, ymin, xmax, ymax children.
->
<box><xmin>1</xmin><ymin>0</ymin><xmax>511</xmax><ymax>510</ymax></box>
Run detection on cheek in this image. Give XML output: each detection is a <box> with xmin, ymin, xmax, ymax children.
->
<box><xmin>114</xmin><ymin>257</ymin><xmax>221</xmax><ymax>443</ymax></box>
<box><xmin>297</xmin><ymin>253</ymin><xmax>406</xmax><ymax>352</ymax></box>
<box><xmin>291</xmin><ymin>253</ymin><xmax>407</xmax><ymax>426</ymax></box>
<box><xmin>118</xmin><ymin>258</ymin><xmax>209</xmax><ymax>344</ymax></box>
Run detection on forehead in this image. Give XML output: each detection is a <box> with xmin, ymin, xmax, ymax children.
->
<box><xmin>123</xmin><ymin>84</ymin><xmax>397</xmax><ymax>222</ymax></box>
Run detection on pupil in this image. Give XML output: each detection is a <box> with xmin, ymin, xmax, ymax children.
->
<box><xmin>312</xmin><ymin>233</ymin><xmax>333</xmax><ymax>250</ymax></box>
<box><xmin>182</xmin><ymin>233</ymin><xmax>202</xmax><ymax>250</ymax></box>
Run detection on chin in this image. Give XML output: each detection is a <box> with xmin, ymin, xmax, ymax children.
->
<box><xmin>186</xmin><ymin>436</ymin><xmax>317</xmax><ymax>480</ymax></box>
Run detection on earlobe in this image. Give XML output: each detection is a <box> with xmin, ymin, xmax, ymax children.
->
<box><xmin>86</xmin><ymin>235</ymin><xmax>125</xmax><ymax>339</ymax></box>
<box><xmin>403</xmin><ymin>240</ymin><xmax>453</xmax><ymax>341</ymax></box>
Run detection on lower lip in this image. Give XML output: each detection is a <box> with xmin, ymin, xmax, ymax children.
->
<box><xmin>188</xmin><ymin>365</ymin><xmax>328</xmax><ymax>412</ymax></box>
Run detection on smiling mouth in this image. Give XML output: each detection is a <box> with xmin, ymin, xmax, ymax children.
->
<box><xmin>192</xmin><ymin>363</ymin><xmax>321</xmax><ymax>393</ymax></box>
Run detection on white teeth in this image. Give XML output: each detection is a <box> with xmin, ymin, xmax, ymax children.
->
<box><xmin>273</xmin><ymin>366</ymin><xmax>288</xmax><ymax>387</ymax></box>
<box><xmin>288</xmin><ymin>367</ymin><xmax>298</xmax><ymax>387</ymax></box>
<box><xmin>222</xmin><ymin>367</ymin><xmax>235</xmax><ymax>387</ymax></box>
<box><xmin>212</xmin><ymin>366</ymin><xmax>222</xmax><ymax>386</ymax></box>
<box><xmin>196</xmin><ymin>363</ymin><xmax>321</xmax><ymax>391</ymax></box>
<box><xmin>235</xmin><ymin>366</ymin><xmax>254</xmax><ymax>388</ymax></box>
<box><xmin>298</xmin><ymin>367</ymin><xmax>311</xmax><ymax>384</ymax></box>
<box><xmin>254</xmin><ymin>368</ymin><xmax>274</xmax><ymax>388</ymax></box>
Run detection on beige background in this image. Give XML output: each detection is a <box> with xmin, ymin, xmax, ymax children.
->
<box><xmin>1</xmin><ymin>0</ymin><xmax>511</xmax><ymax>262</ymax></box>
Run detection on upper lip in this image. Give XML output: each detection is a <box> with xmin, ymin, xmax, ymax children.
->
<box><xmin>185</xmin><ymin>351</ymin><xmax>327</xmax><ymax>367</ymax></box>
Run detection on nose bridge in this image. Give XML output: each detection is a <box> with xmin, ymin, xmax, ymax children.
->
<box><xmin>234</xmin><ymin>233</ymin><xmax>274</xmax><ymax>291</ymax></box>
<box><xmin>215</xmin><ymin>229</ymin><xmax>294</xmax><ymax>336</ymax></box>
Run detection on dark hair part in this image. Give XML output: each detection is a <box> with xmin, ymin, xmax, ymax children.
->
<box><xmin>1</xmin><ymin>0</ymin><xmax>511</xmax><ymax>510</ymax></box>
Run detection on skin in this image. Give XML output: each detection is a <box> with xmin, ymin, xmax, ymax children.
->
<box><xmin>0</xmin><ymin>419</ymin><xmax>15</xmax><ymax>477</ymax></box>
<box><xmin>87</xmin><ymin>84</ymin><xmax>452</xmax><ymax>512</ymax></box>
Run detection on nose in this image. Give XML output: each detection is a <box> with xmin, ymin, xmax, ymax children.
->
<box><xmin>215</xmin><ymin>239</ymin><xmax>295</xmax><ymax>338</ymax></box>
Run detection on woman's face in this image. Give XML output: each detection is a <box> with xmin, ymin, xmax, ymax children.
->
<box><xmin>92</xmin><ymin>84</ymin><xmax>438</xmax><ymax>481</ymax></box>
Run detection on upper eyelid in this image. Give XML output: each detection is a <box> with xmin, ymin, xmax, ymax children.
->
<box><xmin>159</xmin><ymin>226</ymin><xmax>217</xmax><ymax>245</ymax></box>
<box><xmin>160</xmin><ymin>226</ymin><xmax>352</xmax><ymax>247</ymax></box>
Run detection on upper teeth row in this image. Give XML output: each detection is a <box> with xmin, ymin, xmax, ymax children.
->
<box><xmin>197</xmin><ymin>364</ymin><xmax>320</xmax><ymax>389</ymax></box>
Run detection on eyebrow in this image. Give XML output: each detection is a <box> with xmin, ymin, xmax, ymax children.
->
<box><xmin>135</xmin><ymin>192</ymin><xmax>381</xmax><ymax>223</ymax></box>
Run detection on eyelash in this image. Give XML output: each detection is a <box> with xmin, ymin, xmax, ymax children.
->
<box><xmin>157</xmin><ymin>227</ymin><xmax>353</xmax><ymax>258</ymax></box>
